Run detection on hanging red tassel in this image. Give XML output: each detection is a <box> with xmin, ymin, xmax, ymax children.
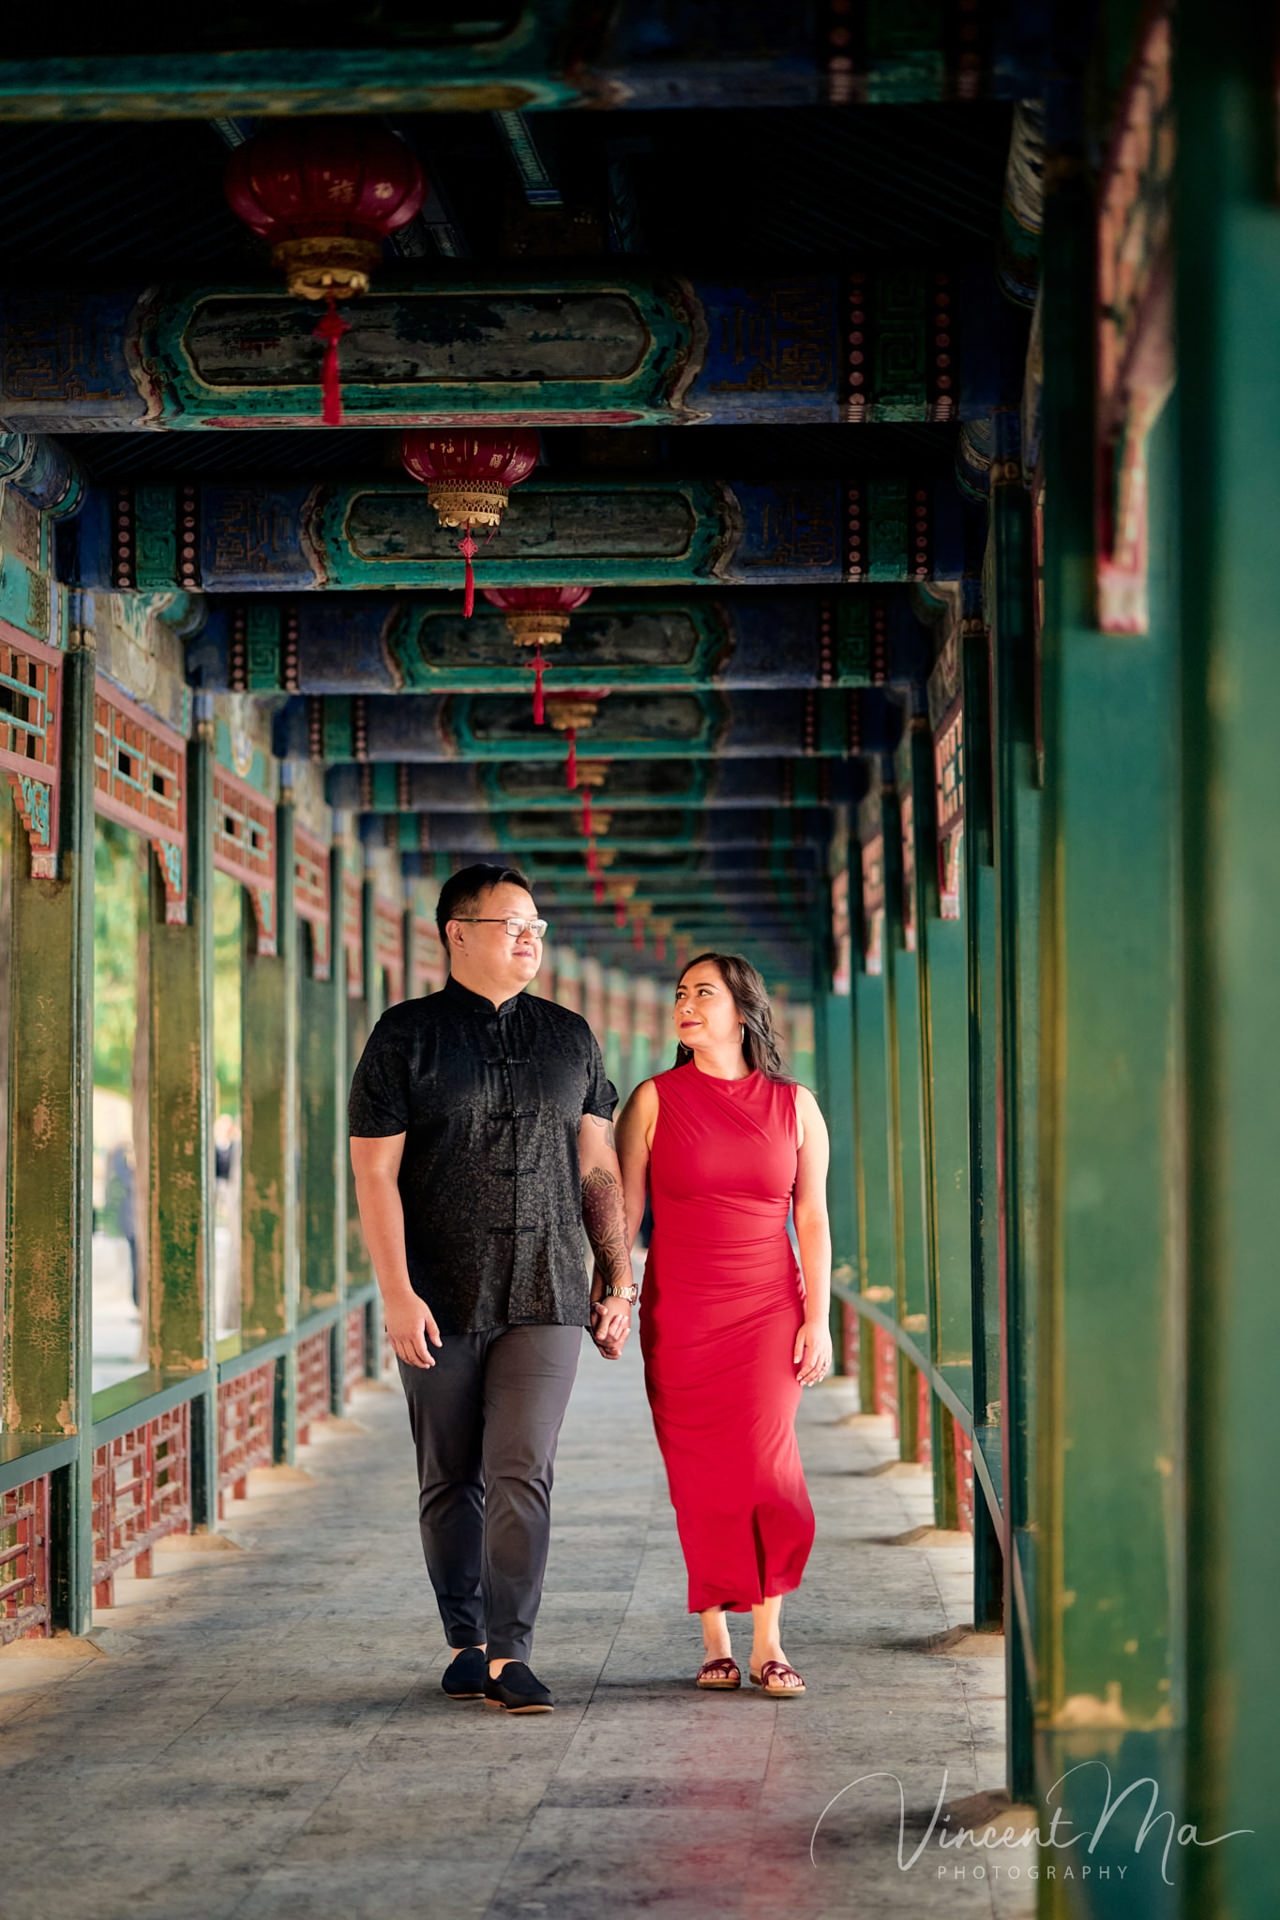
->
<box><xmin>633</xmin><ymin>916</ymin><xmax>644</xmax><ymax>951</ymax></box>
<box><xmin>313</xmin><ymin>294</ymin><xmax>351</xmax><ymax>426</ymax></box>
<box><xmin>566</xmin><ymin>727</ymin><xmax>577</xmax><ymax>789</ymax></box>
<box><xmin>586</xmin><ymin>840</ymin><xmax>599</xmax><ymax>876</ymax></box>
<box><xmin>581</xmin><ymin>788</ymin><xmax>593</xmax><ymax>836</ymax></box>
<box><xmin>529</xmin><ymin>644</ymin><xmax>546</xmax><ymax>725</ymax></box>
<box><xmin>594</xmin><ymin>877</ymin><xmax>605</xmax><ymax>905</ymax></box>
<box><xmin>458</xmin><ymin>524</ymin><xmax>477</xmax><ymax>617</ymax></box>
<box><xmin>615</xmin><ymin>902</ymin><xmax>626</xmax><ymax>929</ymax></box>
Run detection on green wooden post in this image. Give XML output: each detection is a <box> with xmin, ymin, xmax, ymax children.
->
<box><xmin>327</xmin><ymin>839</ymin><xmax>350</xmax><ymax>1409</ymax></box>
<box><xmin>852</xmin><ymin>785</ymin><xmax>896</xmax><ymax>1345</ymax></box>
<box><xmin>3</xmin><ymin>635</ymin><xmax>96</xmax><ymax>1628</ymax></box>
<box><xmin>240</xmin><ymin>790</ymin><xmax>299</xmax><ymax>1459</ymax></box>
<box><xmin>1178</xmin><ymin>4</ymin><xmax>1280</xmax><ymax>1911</ymax></box>
<box><xmin>186</xmin><ymin>700</ymin><xmax>219</xmax><ymax>1526</ymax></box>
<box><xmin>987</xmin><ymin>436</ymin><xmax>1042</xmax><ymax>1798</ymax></box>
<box><xmin>359</xmin><ymin>861</ymin><xmax>385</xmax><ymax>1378</ymax></box>
<box><xmin>1033</xmin><ymin>140</ymin><xmax>1185</xmax><ymax>1898</ymax></box>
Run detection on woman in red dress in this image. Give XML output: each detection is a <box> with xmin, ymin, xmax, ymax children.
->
<box><xmin>609</xmin><ymin>953</ymin><xmax>833</xmax><ymax>1695</ymax></box>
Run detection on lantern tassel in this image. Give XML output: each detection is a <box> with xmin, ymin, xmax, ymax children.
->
<box><xmin>615</xmin><ymin>902</ymin><xmax>626</xmax><ymax>930</ymax></box>
<box><xmin>581</xmin><ymin>788</ymin><xmax>593</xmax><ymax>836</ymax></box>
<box><xmin>314</xmin><ymin>294</ymin><xmax>350</xmax><ymax>427</ymax></box>
<box><xmin>459</xmin><ymin>524</ymin><xmax>477</xmax><ymax>618</ymax></box>
<box><xmin>531</xmin><ymin>645</ymin><xmax>545</xmax><ymax>725</ymax></box>
<box><xmin>566</xmin><ymin>727</ymin><xmax>577</xmax><ymax>789</ymax></box>
<box><xmin>594</xmin><ymin>877</ymin><xmax>605</xmax><ymax>906</ymax></box>
<box><xmin>586</xmin><ymin>839</ymin><xmax>599</xmax><ymax>876</ymax></box>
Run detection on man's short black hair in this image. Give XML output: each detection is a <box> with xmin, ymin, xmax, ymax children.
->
<box><xmin>436</xmin><ymin>862</ymin><xmax>534</xmax><ymax>951</ymax></box>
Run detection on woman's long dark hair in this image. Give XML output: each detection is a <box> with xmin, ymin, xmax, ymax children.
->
<box><xmin>673</xmin><ymin>952</ymin><xmax>792</xmax><ymax>1081</ymax></box>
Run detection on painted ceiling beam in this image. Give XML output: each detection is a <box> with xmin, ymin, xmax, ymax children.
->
<box><xmin>0</xmin><ymin>430</ymin><xmax>84</xmax><ymax>518</ymax></box>
<box><xmin>0</xmin><ymin>7</ymin><xmax>1043</xmax><ymax>122</ymax></box>
<box><xmin>274</xmin><ymin>689</ymin><xmax>858</xmax><ymax>763</ymax></box>
<box><xmin>0</xmin><ymin>270</ymin><xmax>1002</xmax><ymax>430</ymax></box>
<box><xmin>326</xmin><ymin>757</ymin><xmax>855</xmax><ymax>812</ymax></box>
<box><xmin>64</xmin><ymin>475</ymin><xmax>965</xmax><ymax>594</ymax></box>
<box><xmin>189</xmin><ymin>589</ymin><xmax>932</xmax><ymax>694</ymax></box>
<box><xmin>367</xmin><ymin>806</ymin><xmax>829</xmax><ymax>856</ymax></box>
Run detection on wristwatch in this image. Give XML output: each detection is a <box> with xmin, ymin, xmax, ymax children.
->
<box><xmin>601</xmin><ymin>1281</ymin><xmax>639</xmax><ymax>1302</ymax></box>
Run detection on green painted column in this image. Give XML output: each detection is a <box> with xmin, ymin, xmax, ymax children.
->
<box><xmin>4</xmin><ymin>638</ymin><xmax>96</xmax><ymax>1628</ymax></box>
<box><xmin>1033</xmin><ymin>142</ymin><xmax>1185</xmax><ymax>1904</ymax></box>
<box><xmin>358</xmin><ymin>865</ymin><xmax>385</xmax><ymax>1379</ymax></box>
<box><xmin>186</xmin><ymin>703</ymin><xmax>218</xmax><ymax>1525</ymax></box>
<box><xmin>326</xmin><ymin>840</ymin><xmax>351</xmax><ymax>1408</ymax></box>
<box><xmin>240</xmin><ymin>795</ymin><xmax>299</xmax><ymax>1459</ymax></box>
<box><xmin>1178</xmin><ymin>4</ymin><xmax>1280</xmax><ymax>1912</ymax></box>
<box><xmin>852</xmin><ymin>787</ymin><xmax>896</xmax><ymax>1320</ymax></box>
<box><xmin>987</xmin><ymin>439</ymin><xmax>1042</xmax><ymax>1798</ymax></box>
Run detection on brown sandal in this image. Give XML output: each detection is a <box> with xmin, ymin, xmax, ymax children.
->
<box><xmin>749</xmin><ymin>1659</ymin><xmax>806</xmax><ymax>1696</ymax></box>
<box><xmin>696</xmin><ymin>1656</ymin><xmax>742</xmax><ymax>1690</ymax></box>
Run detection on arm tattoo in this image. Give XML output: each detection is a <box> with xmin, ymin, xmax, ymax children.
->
<box><xmin>581</xmin><ymin>1166</ymin><xmax>630</xmax><ymax>1288</ymax></box>
<box><xmin>582</xmin><ymin>1112</ymin><xmax>616</xmax><ymax>1150</ymax></box>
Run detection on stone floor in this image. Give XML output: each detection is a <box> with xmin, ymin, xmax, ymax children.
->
<box><xmin>0</xmin><ymin>1335</ymin><xmax>1035</xmax><ymax>1920</ymax></box>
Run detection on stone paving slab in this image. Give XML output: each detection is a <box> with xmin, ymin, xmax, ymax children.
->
<box><xmin>0</xmin><ymin>1334</ymin><xmax>1033</xmax><ymax>1920</ymax></box>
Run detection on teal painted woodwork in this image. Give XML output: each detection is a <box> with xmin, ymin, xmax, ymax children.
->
<box><xmin>1178</xmin><ymin>6</ymin><xmax>1280</xmax><ymax>1909</ymax></box>
<box><xmin>69</xmin><ymin>476</ymin><xmax>965</xmax><ymax>593</ymax></box>
<box><xmin>327</xmin><ymin>757</ymin><xmax>850</xmax><ymax>814</ymax></box>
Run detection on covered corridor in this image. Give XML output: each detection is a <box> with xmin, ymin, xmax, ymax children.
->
<box><xmin>3</xmin><ymin>1338</ymin><xmax>1030</xmax><ymax>1920</ymax></box>
<box><xmin>2</xmin><ymin>3</ymin><xmax>1279</xmax><ymax>1918</ymax></box>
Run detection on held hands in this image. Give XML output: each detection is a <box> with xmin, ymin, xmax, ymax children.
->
<box><xmin>590</xmin><ymin>1265</ymin><xmax>632</xmax><ymax>1361</ymax></box>
<box><xmin>794</xmin><ymin>1314</ymin><xmax>833</xmax><ymax>1387</ymax></box>
<box><xmin>383</xmin><ymin>1291</ymin><xmax>442</xmax><ymax>1370</ymax></box>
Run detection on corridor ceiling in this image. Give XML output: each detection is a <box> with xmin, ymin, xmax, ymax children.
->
<box><xmin>0</xmin><ymin>18</ymin><xmax>1032</xmax><ymax>994</ymax></box>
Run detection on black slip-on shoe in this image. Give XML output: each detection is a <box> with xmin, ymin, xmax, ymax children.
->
<box><xmin>441</xmin><ymin>1646</ymin><xmax>487</xmax><ymax>1700</ymax></box>
<box><xmin>483</xmin><ymin>1661</ymin><xmax>554</xmax><ymax>1714</ymax></box>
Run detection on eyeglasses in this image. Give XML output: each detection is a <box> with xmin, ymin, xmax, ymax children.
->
<box><xmin>454</xmin><ymin>916</ymin><xmax>548</xmax><ymax>940</ymax></box>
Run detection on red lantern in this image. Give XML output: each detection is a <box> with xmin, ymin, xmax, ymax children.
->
<box><xmin>402</xmin><ymin>431</ymin><xmax>539</xmax><ymax>616</ymax></box>
<box><xmin>225</xmin><ymin>120</ymin><xmax>426</xmax><ymax>425</ymax></box>
<box><xmin>481</xmin><ymin>585</ymin><xmax>592</xmax><ymax>723</ymax></box>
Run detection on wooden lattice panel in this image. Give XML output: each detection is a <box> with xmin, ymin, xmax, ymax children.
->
<box><xmin>0</xmin><ymin>1475</ymin><xmax>51</xmax><ymax>1643</ymax></box>
<box><xmin>953</xmin><ymin>1418</ymin><xmax>975</xmax><ymax>1535</ymax></box>
<box><xmin>93</xmin><ymin>677</ymin><xmax>187</xmax><ymax>922</ymax></box>
<box><xmin>293</xmin><ymin>825</ymin><xmax>331</xmax><ymax>981</ymax></box>
<box><xmin>296</xmin><ymin>1329</ymin><xmax>331</xmax><ymax>1447</ymax></box>
<box><xmin>409</xmin><ymin>915</ymin><xmax>445</xmax><ymax>998</ymax></box>
<box><xmin>216</xmin><ymin>1362</ymin><xmax>275</xmax><ymax>1514</ymax></box>
<box><xmin>860</xmin><ymin>830</ymin><xmax>885</xmax><ymax>975</ymax></box>
<box><xmin>841</xmin><ymin>1301</ymin><xmax>860</xmax><ymax>1378</ymax></box>
<box><xmin>374</xmin><ymin>897</ymin><xmax>405</xmax><ymax>1007</ymax></box>
<box><xmin>91</xmin><ymin>1403</ymin><xmax>191</xmax><ymax>1607</ymax></box>
<box><xmin>914</xmin><ymin>1364</ymin><xmax>932</xmax><ymax>1466</ymax></box>
<box><xmin>871</xmin><ymin>1322</ymin><xmax>899</xmax><ymax>1428</ymax></box>
<box><xmin>344</xmin><ymin>1304</ymin><xmax>368</xmax><ymax>1403</ymax></box>
<box><xmin>927</xmin><ymin>619</ymin><xmax>964</xmax><ymax>922</ymax></box>
<box><xmin>343</xmin><ymin>870</ymin><xmax>364</xmax><ymax>1000</ymax></box>
<box><xmin>213</xmin><ymin>763</ymin><xmax>277</xmax><ymax>956</ymax></box>
<box><xmin>0</xmin><ymin>623</ymin><xmax>61</xmax><ymax>878</ymax></box>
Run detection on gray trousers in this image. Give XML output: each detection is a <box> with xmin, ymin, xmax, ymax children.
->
<box><xmin>397</xmin><ymin>1324</ymin><xmax>582</xmax><ymax>1664</ymax></box>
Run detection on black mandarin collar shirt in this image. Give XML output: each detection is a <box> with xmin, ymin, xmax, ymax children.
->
<box><xmin>347</xmin><ymin>975</ymin><xmax>617</xmax><ymax>1333</ymax></box>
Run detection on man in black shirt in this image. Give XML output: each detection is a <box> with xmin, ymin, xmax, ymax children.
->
<box><xmin>348</xmin><ymin>864</ymin><xmax>634</xmax><ymax>1714</ymax></box>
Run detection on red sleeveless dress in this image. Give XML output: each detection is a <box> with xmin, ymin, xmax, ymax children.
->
<box><xmin>640</xmin><ymin>1063</ymin><xmax>815</xmax><ymax>1613</ymax></box>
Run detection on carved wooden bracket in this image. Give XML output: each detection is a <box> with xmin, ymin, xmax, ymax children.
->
<box><xmin>94</xmin><ymin>676</ymin><xmax>188</xmax><ymax>923</ymax></box>
<box><xmin>0</xmin><ymin>622</ymin><xmax>61</xmax><ymax>879</ymax></box>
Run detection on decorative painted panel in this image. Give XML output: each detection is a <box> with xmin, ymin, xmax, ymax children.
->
<box><xmin>342</xmin><ymin>870</ymin><xmax>364</xmax><ymax>1001</ymax></box>
<box><xmin>293</xmin><ymin>825</ymin><xmax>331</xmax><ymax>982</ymax></box>
<box><xmin>212</xmin><ymin>763</ymin><xmax>277</xmax><ymax>955</ymax></box>
<box><xmin>0</xmin><ymin>621</ymin><xmax>61</xmax><ymax>877</ymax></box>
<box><xmin>373</xmin><ymin>897</ymin><xmax>405</xmax><ymax>1007</ymax></box>
<box><xmin>93</xmin><ymin>676</ymin><xmax>188</xmax><ymax>922</ymax></box>
<box><xmin>72</xmin><ymin>477</ymin><xmax>965</xmax><ymax>594</ymax></box>
<box><xmin>927</xmin><ymin>623</ymin><xmax>964</xmax><ymax>920</ymax></box>
<box><xmin>1094</xmin><ymin>10</ymin><xmax>1174</xmax><ymax>634</ymax></box>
